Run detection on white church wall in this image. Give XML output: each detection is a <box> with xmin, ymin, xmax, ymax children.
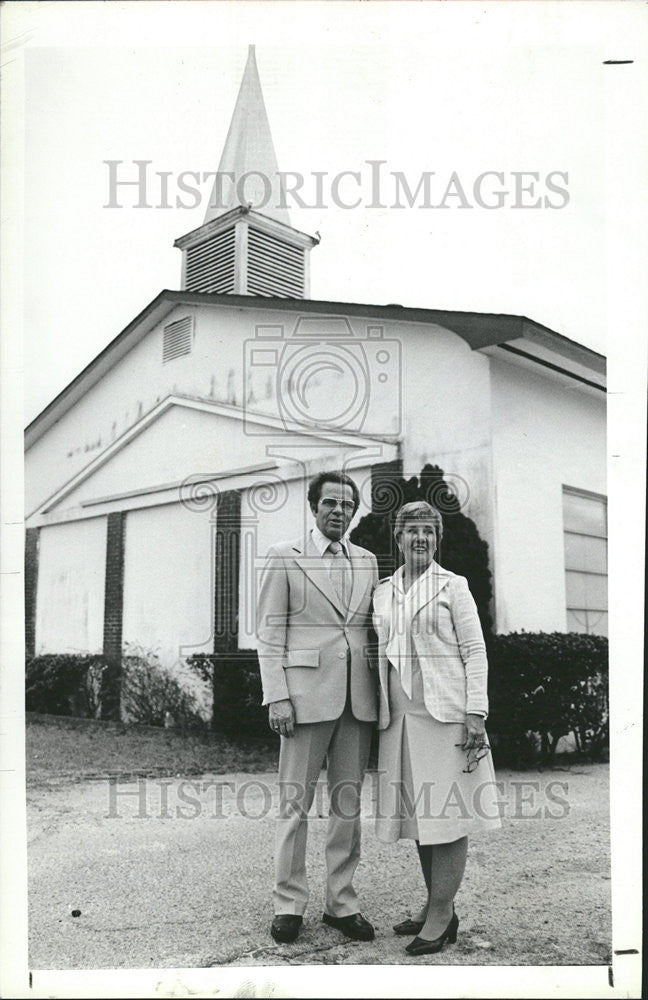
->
<box><xmin>121</xmin><ymin>502</ymin><xmax>214</xmax><ymax>707</ymax></box>
<box><xmin>194</xmin><ymin>307</ymin><xmax>407</xmax><ymax>442</ymax></box>
<box><xmin>36</xmin><ymin>516</ymin><xmax>107</xmax><ymax>655</ymax></box>
<box><xmin>489</xmin><ymin>356</ymin><xmax>606</xmax><ymax>633</ymax></box>
<box><xmin>397</xmin><ymin>321</ymin><xmax>496</xmax><ymax>557</ymax></box>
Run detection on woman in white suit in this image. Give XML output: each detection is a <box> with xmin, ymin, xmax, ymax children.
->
<box><xmin>372</xmin><ymin>501</ymin><xmax>500</xmax><ymax>956</ymax></box>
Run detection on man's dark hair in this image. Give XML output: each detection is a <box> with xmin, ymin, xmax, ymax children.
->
<box><xmin>308</xmin><ymin>470</ymin><xmax>360</xmax><ymax>514</ymax></box>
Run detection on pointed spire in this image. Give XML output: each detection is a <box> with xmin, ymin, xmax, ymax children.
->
<box><xmin>175</xmin><ymin>45</ymin><xmax>318</xmax><ymax>298</ymax></box>
<box><xmin>204</xmin><ymin>45</ymin><xmax>290</xmax><ymax>227</ymax></box>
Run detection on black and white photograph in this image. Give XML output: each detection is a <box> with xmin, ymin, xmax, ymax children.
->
<box><xmin>0</xmin><ymin>2</ymin><xmax>645</xmax><ymax>997</ymax></box>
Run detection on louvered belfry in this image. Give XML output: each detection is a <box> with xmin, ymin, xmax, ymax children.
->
<box><xmin>174</xmin><ymin>46</ymin><xmax>318</xmax><ymax>299</ymax></box>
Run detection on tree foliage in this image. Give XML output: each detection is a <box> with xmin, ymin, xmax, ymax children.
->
<box><xmin>350</xmin><ymin>463</ymin><xmax>494</xmax><ymax>634</ymax></box>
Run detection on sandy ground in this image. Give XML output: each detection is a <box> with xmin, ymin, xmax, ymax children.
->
<box><xmin>27</xmin><ymin>763</ymin><xmax>611</xmax><ymax>970</ymax></box>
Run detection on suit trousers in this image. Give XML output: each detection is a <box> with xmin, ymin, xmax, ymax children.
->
<box><xmin>273</xmin><ymin>690</ymin><xmax>373</xmax><ymax>917</ymax></box>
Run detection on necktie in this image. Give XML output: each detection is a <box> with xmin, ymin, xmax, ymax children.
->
<box><xmin>328</xmin><ymin>541</ymin><xmax>352</xmax><ymax>609</ymax></box>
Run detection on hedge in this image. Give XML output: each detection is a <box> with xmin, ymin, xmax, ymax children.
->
<box><xmin>25</xmin><ymin>648</ymin><xmax>207</xmax><ymax>731</ymax></box>
<box><xmin>188</xmin><ymin>632</ymin><xmax>609</xmax><ymax>762</ymax></box>
<box><xmin>26</xmin><ymin>632</ymin><xmax>609</xmax><ymax>766</ymax></box>
<box><xmin>26</xmin><ymin>653</ymin><xmax>108</xmax><ymax>718</ymax></box>
<box><xmin>486</xmin><ymin>631</ymin><xmax>608</xmax><ymax>765</ymax></box>
<box><xmin>186</xmin><ymin>651</ymin><xmax>268</xmax><ymax>738</ymax></box>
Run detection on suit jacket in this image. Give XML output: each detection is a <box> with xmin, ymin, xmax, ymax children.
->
<box><xmin>372</xmin><ymin>562</ymin><xmax>489</xmax><ymax>730</ymax></box>
<box><xmin>256</xmin><ymin>533</ymin><xmax>379</xmax><ymax>724</ymax></box>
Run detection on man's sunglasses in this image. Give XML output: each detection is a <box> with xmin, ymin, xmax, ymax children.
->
<box><xmin>319</xmin><ymin>497</ymin><xmax>356</xmax><ymax>514</ymax></box>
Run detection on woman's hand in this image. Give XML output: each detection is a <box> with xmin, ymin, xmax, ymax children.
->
<box><xmin>462</xmin><ymin>713</ymin><xmax>487</xmax><ymax>751</ymax></box>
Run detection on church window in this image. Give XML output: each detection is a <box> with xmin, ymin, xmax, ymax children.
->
<box><xmin>563</xmin><ymin>487</ymin><xmax>608</xmax><ymax>636</ymax></box>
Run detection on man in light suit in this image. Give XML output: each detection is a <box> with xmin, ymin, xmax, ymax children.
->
<box><xmin>257</xmin><ymin>470</ymin><xmax>379</xmax><ymax>944</ymax></box>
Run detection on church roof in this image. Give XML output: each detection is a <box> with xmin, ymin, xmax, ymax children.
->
<box><xmin>25</xmin><ymin>289</ymin><xmax>606</xmax><ymax>447</ymax></box>
<box><xmin>203</xmin><ymin>45</ymin><xmax>290</xmax><ymax>227</ymax></box>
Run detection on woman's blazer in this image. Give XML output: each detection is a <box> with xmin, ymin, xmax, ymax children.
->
<box><xmin>372</xmin><ymin>562</ymin><xmax>489</xmax><ymax>730</ymax></box>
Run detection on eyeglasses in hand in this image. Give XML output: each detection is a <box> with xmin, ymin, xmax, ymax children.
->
<box><xmin>455</xmin><ymin>742</ymin><xmax>491</xmax><ymax>774</ymax></box>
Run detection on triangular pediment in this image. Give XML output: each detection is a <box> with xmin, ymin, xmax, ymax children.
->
<box><xmin>34</xmin><ymin>395</ymin><xmax>386</xmax><ymax>517</ymax></box>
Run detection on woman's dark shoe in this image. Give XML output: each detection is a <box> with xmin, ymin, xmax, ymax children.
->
<box><xmin>393</xmin><ymin>917</ymin><xmax>425</xmax><ymax>936</ymax></box>
<box><xmin>405</xmin><ymin>910</ymin><xmax>459</xmax><ymax>956</ymax></box>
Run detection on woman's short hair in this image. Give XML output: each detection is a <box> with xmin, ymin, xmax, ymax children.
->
<box><xmin>393</xmin><ymin>500</ymin><xmax>443</xmax><ymax>544</ymax></box>
<box><xmin>307</xmin><ymin>470</ymin><xmax>360</xmax><ymax>513</ymax></box>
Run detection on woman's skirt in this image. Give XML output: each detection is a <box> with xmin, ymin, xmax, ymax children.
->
<box><xmin>376</xmin><ymin>663</ymin><xmax>502</xmax><ymax>845</ymax></box>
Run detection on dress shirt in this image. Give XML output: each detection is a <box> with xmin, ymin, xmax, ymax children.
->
<box><xmin>311</xmin><ymin>525</ymin><xmax>350</xmax><ymax>558</ymax></box>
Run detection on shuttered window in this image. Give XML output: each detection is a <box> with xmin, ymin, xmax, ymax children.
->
<box><xmin>185</xmin><ymin>227</ymin><xmax>236</xmax><ymax>293</ymax></box>
<box><xmin>563</xmin><ymin>487</ymin><xmax>608</xmax><ymax>636</ymax></box>
<box><xmin>247</xmin><ymin>227</ymin><xmax>305</xmax><ymax>298</ymax></box>
<box><xmin>163</xmin><ymin>316</ymin><xmax>194</xmax><ymax>363</ymax></box>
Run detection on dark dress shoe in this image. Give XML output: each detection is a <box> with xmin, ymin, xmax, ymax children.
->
<box><xmin>405</xmin><ymin>911</ymin><xmax>459</xmax><ymax>956</ymax></box>
<box><xmin>270</xmin><ymin>914</ymin><xmax>302</xmax><ymax>943</ymax></box>
<box><xmin>393</xmin><ymin>917</ymin><xmax>425</xmax><ymax>936</ymax></box>
<box><xmin>322</xmin><ymin>912</ymin><xmax>375</xmax><ymax>941</ymax></box>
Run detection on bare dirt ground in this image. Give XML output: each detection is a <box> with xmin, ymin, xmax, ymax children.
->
<box><xmin>26</xmin><ymin>715</ymin><xmax>611</xmax><ymax>971</ymax></box>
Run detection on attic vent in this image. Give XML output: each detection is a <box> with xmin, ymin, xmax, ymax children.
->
<box><xmin>185</xmin><ymin>227</ymin><xmax>236</xmax><ymax>293</ymax></box>
<box><xmin>247</xmin><ymin>227</ymin><xmax>305</xmax><ymax>298</ymax></box>
<box><xmin>163</xmin><ymin>316</ymin><xmax>194</xmax><ymax>363</ymax></box>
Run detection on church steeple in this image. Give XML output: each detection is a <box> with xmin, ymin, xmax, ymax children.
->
<box><xmin>204</xmin><ymin>45</ymin><xmax>290</xmax><ymax>228</ymax></box>
<box><xmin>174</xmin><ymin>46</ymin><xmax>317</xmax><ymax>298</ymax></box>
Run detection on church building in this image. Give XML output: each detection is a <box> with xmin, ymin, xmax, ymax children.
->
<box><xmin>24</xmin><ymin>48</ymin><xmax>607</xmax><ymax>710</ymax></box>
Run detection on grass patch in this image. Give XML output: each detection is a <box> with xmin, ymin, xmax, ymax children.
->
<box><xmin>26</xmin><ymin>712</ymin><xmax>279</xmax><ymax>786</ymax></box>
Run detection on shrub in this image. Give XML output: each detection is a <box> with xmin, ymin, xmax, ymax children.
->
<box><xmin>26</xmin><ymin>654</ymin><xmax>107</xmax><ymax>717</ymax></box>
<box><xmin>186</xmin><ymin>651</ymin><xmax>269</xmax><ymax>739</ymax></box>
<box><xmin>184</xmin><ymin>632</ymin><xmax>608</xmax><ymax>768</ymax></box>
<box><xmin>486</xmin><ymin>631</ymin><xmax>609</xmax><ymax>765</ymax></box>
<box><xmin>350</xmin><ymin>463</ymin><xmax>494</xmax><ymax>634</ymax></box>
<box><xmin>121</xmin><ymin>642</ymin><xmax>206</xmax><ymax>733</ymax></box>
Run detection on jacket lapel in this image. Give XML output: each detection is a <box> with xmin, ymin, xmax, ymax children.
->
<box><xmin>372</xmin><ymin>581</ymin><xmax>392</xmax><ymax>709</ymax></box>
<box><xmin>372</xmin><ymin>578</ymin><xmax>392</xmax><ymax>642</ymax></box>
<box><xmin>346</xmin><ymin>542</ymin><xmax>372</xmax><ymax>620</ymax></box>
<box><xmin>409</xmin><ymin>560</ymin><xmax>452</xmax><ymax>620</ymax></box>
<box><xmin>293</xmin><ymin>535</ymin><xmax>345</xmax><ymax>616</ymax></box>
